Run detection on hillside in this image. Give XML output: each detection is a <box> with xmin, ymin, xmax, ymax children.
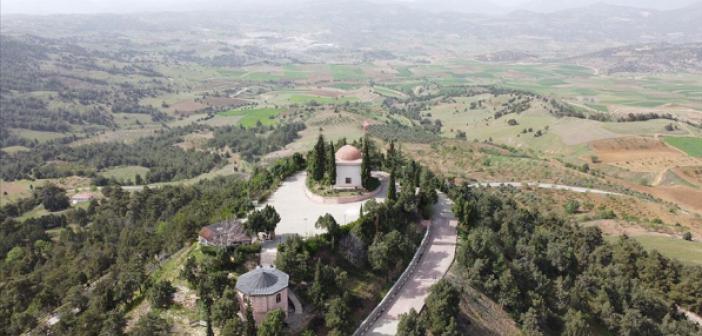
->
<box><xmin>568</xmin><ymin>43</ymin><xmax>702</xmax><ymax>74</ymax></box>
<box><xmin>1</xmin><ymin>3</ymin><xmax>702</xmax><ymax>336</ymax></box>
<box><xmin>3</xmin><ymin>2</ymin><xmax>702</xmax><ymax>58</ymax></box>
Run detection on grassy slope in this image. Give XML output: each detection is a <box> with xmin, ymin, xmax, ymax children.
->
<box><xmin>101</xmin><ymin>166</ymin><xmax>150</xmax><ymax>182</ymax></box>
<box><xmin>634</xmin><ymin>235</ymin><xmax>702</xmax><ymax>266</ymax></box>
<box><xmin>664</xmin><ymin>136</ymin><xmax>702</xmax><ymax>157</ymax></box>
<box><xmin>218</xmin><ymin>107</ymin><xmax>283</xmax><ymax>127</ymax></box>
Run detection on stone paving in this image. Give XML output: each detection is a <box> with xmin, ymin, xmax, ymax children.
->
<box><xmin>259</xmin><ymin>171</ymin><xmax>388</xmax><ymax>266</ymax></box>
<box><xmin>367</xmin><ymin>192</ymin><xmax>458</xmax><ymax>336</ymax></box>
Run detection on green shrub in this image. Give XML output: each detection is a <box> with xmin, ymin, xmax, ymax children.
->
<box><xmin>564</xmin><ymin>200</ymin><xmax>580</xmax><ymax>214</ymax></box>
<box><xmin>148</xmin><ymin>280</ymin><xmax>176</xmax><ymax>309</ymax></box>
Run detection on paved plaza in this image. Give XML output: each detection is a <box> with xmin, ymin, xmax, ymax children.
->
<box><xmin>259</xmin><ymin>171</ymin><xmax>388</xmax><ymax>265</ymax></box>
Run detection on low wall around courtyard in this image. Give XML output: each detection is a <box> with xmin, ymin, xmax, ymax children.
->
<box><xmin>304</xmin><ymin>175</ymin><xmax>386</xmax><ymax>204</ymax></box>
<box><xmin>352</xmin><ymin>219</ymin><xmax>433</xmax><ymax>336</ymax></box>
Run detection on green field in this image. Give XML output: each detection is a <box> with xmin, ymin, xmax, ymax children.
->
<box><xmin>10</xmin><ymin>128</ymin><xmax>68</xmax><ymax>142</ymax></box>
<box><xmin>1</xmin><ymin>145</ymin><xmax>31</xmax><ymax>154</ymax></box>
<box><xmin>100</xmin><ymin>165</ymin><xmax>150</xmax><ymax>182</ymax></box>
<box><xmin>241</xmin><ymin>71</ymin><xmax>280</xmax><ymax>81</ymax></box>
<box><xmin>329</xmin><ymin>64</ymin><xmax>365</xmax><ymax>81</ymax></box>
<box><xmin>664</xmin><ymin>136</ymin><xmax>702</xmax><ymax>157</ymax></box>
<box><xmin>17</xmin><ymin>204</ymin><xmax>53</xmax><ymax>221</ymax></box>
<box><xmin>633</xmin><ymin>235</ymin><xmax>702</xmax><ymax>266</ymax></box>
<box><xmin>373</xmin><ymin>86</ymin><xmax>404</xmax><ymax>98</ymax></box>
<box><xmin>218</xmin><ymin>107</ymin><xmax>283</xmax><ymax>127</ymax></box>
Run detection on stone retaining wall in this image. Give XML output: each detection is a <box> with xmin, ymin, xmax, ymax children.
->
<box><xmin>352</xmin><ymin>219</ymin><xmax>433</xmax><ymax>336</ymax></box>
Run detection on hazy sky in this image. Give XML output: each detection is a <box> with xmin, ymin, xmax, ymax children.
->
<box><xmin>1</xmin><ymin>0</ymin><xmax>698</xmax><ymax>15</ymax></box>
<box><xmin>1</xmin><ymin>0</ymin><xmax>527</xmax><ymax>15</ymax></box>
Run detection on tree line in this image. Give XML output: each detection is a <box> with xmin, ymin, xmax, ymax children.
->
<box><xmin>0</xmin><ymin>154</ymin><xmax>306</xmax><ymax>336</ymax></box>
<box><xmin>306</xmin><ymin>134</ymin><xmax>376</xmax><ymax>190</ymax></box>
<box><xmin>0</xmin><ymin>125</ymin><xmax>223</xmax><ymax>182</ymax></box>
<box><xmin>431</xmin><ymin>185</ymin><xmax>702</xmax><ymax>336</ymax></box>
<box><xmin>209</xmin><ymin>122</ymin><xmax>305</xmax><ymax>162</ymax></box>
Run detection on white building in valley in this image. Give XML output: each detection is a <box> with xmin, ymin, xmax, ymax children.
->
<box><xmin>334</xmin><ymin>144</ymin><xmax>363</xmax><ymax>189</ymax></box>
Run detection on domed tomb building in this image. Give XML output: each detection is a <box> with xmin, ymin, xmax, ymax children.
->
<box><xmin>334</xmin><ymin>144</ymin><xmax>363</xmax><ymax>189</ymax></box>
<box><xmin>235</xmin><ymin>266</ymin><xmax>289</xmax><ymax>323</ymax></box>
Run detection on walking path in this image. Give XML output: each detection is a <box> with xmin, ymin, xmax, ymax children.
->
<box><xmin>680</xmin><ymin>307</ymin><xmax>702</xmax><ymax>327</ymax></box>
<box><xmin>366</xmin><ymin>192</ymin><xmax>458</xmax><ymax>336</ymax></box>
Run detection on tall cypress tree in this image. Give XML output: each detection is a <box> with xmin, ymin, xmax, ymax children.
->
<box><xmin>245</xmin><ymin>301</ymin><xmax>256</xmax><ymax>336</ymax></box>
<box><xmin>309</xmin><ymin>259</ymin><xmax>325</xmax><ymax>309</ymax></box>
<box><xmin>206</xmin><ymin>304</ymin><xmax>215</xmax><ymax>336</ymax></box>
<box><xmin>388</xmin><ymin>169</ymin><xmax>397</xmax><ymax>202</ymax></box>
<box><xmin>328</xmin><ymin>141</ymin><xmax>336</xmax><ymax>185</ymax></box>
<box><xmin>313</xmin><ymin>134</ymin><xmax>326</xmax><ymax>181</ymax></box>
<box><xmin>361</xmin><ymin>135</ymin><xmax>371</xmax><ymax>189</ymax></box>
<box><xmin>386</xmin><ymin>140</ymin><xmax>397</xmax><ymax>171</ymax></box>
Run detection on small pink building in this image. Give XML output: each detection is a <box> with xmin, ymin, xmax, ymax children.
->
<box><xmin>70</xmin><ymin>192</ymin><xmax>95</xmax><ymax>205</ymax></box>
<box><xmin>235</xmin><ymin>266</ymin><xmax>289</xmax><ymax>323</ymax></box>
<box><xmin>198</xmin><ymin>219</ymin><xmax>251</xmax><ymax>248</ymax></box>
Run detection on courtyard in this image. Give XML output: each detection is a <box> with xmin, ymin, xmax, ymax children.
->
<box><xmin>259</xmin><ymin>171</ymin><xmax>388</xmax><ymax>265</ymax></box>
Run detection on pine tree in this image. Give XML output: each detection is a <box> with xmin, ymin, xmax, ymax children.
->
<box><xmin>327</xmin><ymin>141</ymin><xmax>336</xmax><ymax>185</ymax></box>
<box><xmin>221</xmin><ymin>318</ymin><xmax>245</xmax><ymax>336</ymax></box>
<box><xmin>245</xmin><ymin>301</ymin><xmax>256</xmax><ymax>336</ymax></box>
<box><xmin>206</xmin><ymin>316</ymin><xmax>215</xmax><ymax>336</ymax></box>
<box><xmin>386</xmin><ymin>140</ymin><xmax>397</xmax><ymax>171</ymax></box>
<box><xmin>387</xmin><ymin>169</ymin><xmax>397</xmax><ymax>202</ymax></box>
<box><xmin>257</xmin><ymin>309</ymin><xmax>285</xmax><ymax>336</ymax></box>
<box><xmin>325</xmin><ymin>297</ymin><xmax>351</xmax><ymax>333</ymax></box>
<box><xmin>309</xmin><ymin>259</ymin><xmax>325</xmax><ymax>309</ymax></box>
<box><xmin>315</xmin><ymin>214</ymin><xmax>339</xmax><ymax>249</ymax></box>
<box><xmin>397</xmin><ymin>308</ymin><xmax>426</xmax><ymax>336</ymax></box>
<box><xmin>426</xmin><ymin>279</ymin><xmax>460</xmax><ymax>335</ymax></box>
<box><xmin>361</xmin><ymin>135</ymin><xmax>371</xmax><ymax>189</ymax></box>
<box><xmin>312</xmin><ymin>134</ymin><xmax>326</xmax><ymax>181</ymax></box>
<box><xmin>443</xmin><ymin>316</ymin><xmax>459</xmax><ymax>336</ymax></box>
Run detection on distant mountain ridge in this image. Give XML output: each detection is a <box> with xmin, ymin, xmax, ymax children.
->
<box><xmin>2</xmin><ymin>0</ymin><xmax>701</xmax><ymax>58</ymax></box>
<box><xmin>3</xmin><ymin>0</ymin><xmax>702</xmax><ymax>15</ymax></box>
<box><xmin>519</xmin><ymin>0</ymin><xmax>702</xmax><ymax>13</ymax></box>
<box><xmin>567</xmin><ymin>43</ymin><xmax>702</xmax><ymax>74</ymax></box>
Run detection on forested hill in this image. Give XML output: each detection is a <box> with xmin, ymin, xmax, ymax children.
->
<box><xmin>0</xmin><ymin>122</ymin><xmax>305</xmax><ymax>183</ymax></box>
<box><xmin>445</xmin><ymin>186</ymin><xmax>702</xmax><ymax>335</ymax></box>
<box><xmin>0</xmin><ymin>155</ymin><xmax>306</xmax><ymax>336</ymax></box>
<box><xmin>0</xmin><ymin>34</ymin><xmax>171</xmax><ymax>142</ymax></box>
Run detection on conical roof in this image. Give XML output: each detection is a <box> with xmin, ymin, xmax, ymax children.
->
<box><xmin>251</xmin><ymin>271</ymin><xmax>278</xmax><ymax>289</ymax></box>
<box><xmin>236</xmin><ymin>266</ymin><xmax>289</xmax><ymax>296</ymax></box>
